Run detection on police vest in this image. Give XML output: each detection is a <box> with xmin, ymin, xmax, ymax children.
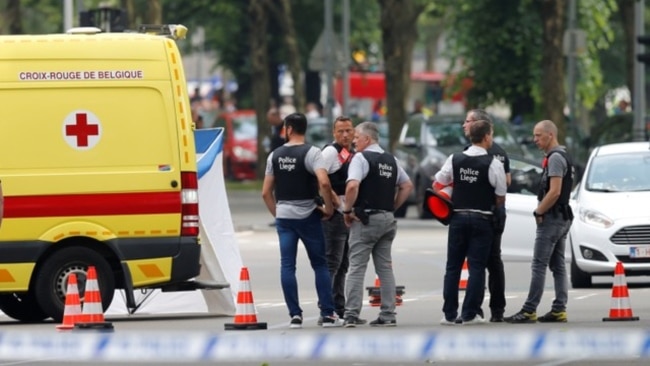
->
<box><xmin>272</xmin><ymin>144</ymin><xmax>318</xmax><ymax>201</ymax></box>
<box><xmin>357</xmin><ymin>151</ymin><xmax>398</xmax><ymax>211</ymax></box>
<box><xmin>324</xmin><ymin>142</ymin><xmax>354</xmax><ymax>195</ymax></box>
<box><xmin>451</xmin><ymin>153</ymin><xmax>495</xmax><ymax>212</ymax></box>
<box><xmin>537</xmin><ymin>149</ymin><xmax>574</xmax><ymax>206</ymax></box>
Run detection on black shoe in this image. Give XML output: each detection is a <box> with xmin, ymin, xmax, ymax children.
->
<box><xmin>537</xmin><ymin>310</ymin><xmax>567</xmax><ymax>323</ymax></box>
<box><xmin>344</xmin><ymin>316</ymin><xmax>359</xmax><ymax>328</ymax></box>
<box><xmin>369</xmin><ymin>317</ymin><xmax>396</xmax><ymax>327</ymax></box>
<box><xmin>490</xmin><ymin>312</ymin><xmax>504</xmax><ymax>322</ymax></box>
<box><xmin>504</xmin><ymin>310</ymin><xmax>537</xmax><ymax>324</ymax></box>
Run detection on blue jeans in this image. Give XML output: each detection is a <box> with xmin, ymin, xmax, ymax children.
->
<box><xmin>442</xmin><ymin>212</ymin><xmax>493</xmax><ymax>321</ymax></box>
<box><xmin>522</xmin><ymin>216</ymin><xmax>572</xmax><ymax>313</ymax></box>
<box><xmin>322</xmin><ymin>211</ymin><xmax>349</xmax><ymax>315</ymax></box>
<box><xmin>276</xmin><ymin>211</ymin><xmax>336</xmax><ymax>318</ymax></box>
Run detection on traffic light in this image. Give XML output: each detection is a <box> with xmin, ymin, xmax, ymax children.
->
<box><xmin>636</xmin><ymin>35</ymin><xmax>650</xmax><ymax>64</ymax></box>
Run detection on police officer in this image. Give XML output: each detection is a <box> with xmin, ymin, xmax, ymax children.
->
<box><xmin>463</xmin><ymin>109</ymin><xmax>511</xmax><ymax>322</ymax></box>
<box><xmin>435</xmin><ymin>119</ymin><xmax>507</xmax><ymax>325</ymax></box>
<box><xmin>505</xmin><ymin>120</ymin><xmax>574</xmax><ymax>323</ymax></box>
<box><xmin>261</xmin><ymin>113</ymin><xmax>343</xmax><ymax>328</ymax></box>
<box><xmin>341</xmin><ymin>122</ymin><xmax>413</xmax><ymax>327</ymax></box>
<box><xmin>320</xmin><ymin>116</ymin><xmax>360</xmax><ymax>323</ymax></box>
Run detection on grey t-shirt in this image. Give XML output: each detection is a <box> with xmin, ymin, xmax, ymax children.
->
<box><xmin>547</xmin><ymin>146</ymin><xmax>569</xmax><ymax>178</ymax></box>
<box><xmin>265</xmin><ymin>143</ymin><xmax>326</xmax><ymax>219</ymax></box>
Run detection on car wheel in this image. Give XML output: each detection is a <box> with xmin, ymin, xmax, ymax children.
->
<box><xmin>0</xmin><ymin>292</ymin><xmax>49</xmax><ymax>322</ymax></box>
<box><xmin>394</xmin><ymin>203</ymin><xmax>408</xmax><ymax>218</ymax></box>
<box><xmin>33</xmin><ymin>247</ymin><xmax>115</xmax><ymax>322</ymax></box>
<box><xmin>570</xmin><ymin>250</ymin><xmax>592</xmax><ymax>288</ymax></box>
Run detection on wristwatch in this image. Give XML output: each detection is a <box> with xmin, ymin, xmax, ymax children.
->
<box><xmin>533</xmin><ymin>210</ymin><xmax>543</xmax><ymax>217</ymax></box>
<box><xmin>343</xmin><ymin>209</ymin><xmax>352</xmax><ymax>214</ymax></box>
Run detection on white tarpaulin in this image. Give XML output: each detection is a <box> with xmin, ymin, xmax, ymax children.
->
<box><xmin>105</xmin><ymin>127</ymin><xmax>242</xmax><ymax>316</ymax></box>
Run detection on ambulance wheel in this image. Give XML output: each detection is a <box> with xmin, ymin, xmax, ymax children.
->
<box><xmin>0</xmin><ymin>292</ymin><xmax>49</xmax><ymax>322</ymax></box>
<box><xmin>33</xmin><ymin>247</ymin><xmax>115</xmax><ymax>322</ymax></box>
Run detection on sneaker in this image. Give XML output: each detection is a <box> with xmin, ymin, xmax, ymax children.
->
<box><xmin>462</xmin><ymin>315</ymin><xmax>486</xmax><ymax>325</ymax></box>
<box><xmin>489</xmin><ymin>313</ymin><xmax>504</xmax><ymax>323</ymax></box>
<box><xmin>321</xmin><ymin>314</ymin><xmax>344</xmax><ymax>328</ymax></box>
<box><xmin>369</xmin><ymin>317</ymin><xmax>397</xmax><ymax>327</ymax></box>
<box><xmin>537</xmin><ymin>310</ymin><xmax>567</xmax><ymax>323</ymax></box>
<box><xmin>440</xmin><ymin>317</ymin><xmax>456</xmax><ymax>326</ymax></box>
<box><xmin>504</xmin><ymin>310</ymin><xmax>537</xmax><ymax>324</ymax></box>
<box><xmin>290</xmin><ymin>315</ymin><xmax>303</xmax><ymax>329</ymax></box>
<box><xmin>344</xmin><ymin>316</ymin><xmax>359</xmax><ymax>328</ymax></box>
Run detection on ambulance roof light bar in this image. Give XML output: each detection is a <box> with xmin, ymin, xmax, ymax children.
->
<box><xmin>137</xmin><ymin>24</ymin><xmax>188</xmax><ymax>40</ymax></box>
<box><xmin>66</xmin><ymin>27</ymin><xmax>103</xmax><ymax>35</ymax></box>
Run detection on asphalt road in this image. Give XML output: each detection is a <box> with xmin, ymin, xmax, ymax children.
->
<box><xmin>1</xmin><ymin>189</ymin><xmax>649</xmax><ymax>366</ymax></box>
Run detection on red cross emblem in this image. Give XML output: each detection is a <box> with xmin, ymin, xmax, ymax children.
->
<box><xmin>63</xmin><ymin>111</ymin><xmax>101</xmax><ymax>149</ymax></box>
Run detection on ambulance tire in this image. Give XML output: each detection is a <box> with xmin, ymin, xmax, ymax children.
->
<box><xmin>33</xmin><ymin>247</ymin><xmax>115</xmax><ymax>322</ymax></box>
<box><xmin>0</xmin><ymin>292</ymin><xmax>49</xmax><ymax>322</ymax></box>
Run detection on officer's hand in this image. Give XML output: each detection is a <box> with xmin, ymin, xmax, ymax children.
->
<box><xmin>343</xmin><ymin>212</ymin><xmax>359</xmax><ymax>227</ymax></box>
<box><xmin>317</xmin><ymin>205</ymin><xmax>332</xmax><ymax>221</ymax></box>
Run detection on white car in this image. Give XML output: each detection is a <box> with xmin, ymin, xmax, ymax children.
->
<box><xmin>569</xmin><ymin>141</ymin><xmax>650</xmax><ymax>288</ymax></box>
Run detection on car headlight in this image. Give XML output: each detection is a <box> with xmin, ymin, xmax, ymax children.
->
<box><xmin>578</xmin><ymin>207</ymin><xmax>614</xmax><ymax>228</ymax></box>
<box><xmin>233</xmin><ymin>146</ymin><xmax>256</xmax><ymax>160</ymax></box>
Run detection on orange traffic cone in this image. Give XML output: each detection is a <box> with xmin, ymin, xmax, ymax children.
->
<box><xmin>225</xmin><ymin>267</ymin><xmax>267</xmax><ymax>330</ymax></box>
<box><xmin>367</xmin><ymin>276</ymin><xmax>382</xmax><ymax>307</ymax></box>
<box><xmin>459</xmin><ymin>259</ymin><xmax>469</xmax><ymax>291</ymax></box>
<box><xmin>56</xmin><ymin>273</ymin><xmax>82</xmax><ymax>331</ymax></box>
<box><xmin>603</xmin><ymin>262</ymin><xmax>639</xmax><ymax>322</ymax></box>
<box><xmin>365</xmin><ymin>276</ymin><xmax>405</xmax><ymax>306</ymax></box>
<box><xmin>75</xmin><ymin>266</ymin><xmax>114</xmax><ymax>330</ymax></box>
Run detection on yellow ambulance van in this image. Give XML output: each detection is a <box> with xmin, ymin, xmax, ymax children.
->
<box><xmin>0</xmin><ymin>25</ymin><xmax>208</xmax><ymax>322</ymax></box>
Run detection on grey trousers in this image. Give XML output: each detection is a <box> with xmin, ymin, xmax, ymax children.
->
<box><xmin>344</xmin><ymin>212</ymin><xmax>397</xmax><ymax>321</ymax></box>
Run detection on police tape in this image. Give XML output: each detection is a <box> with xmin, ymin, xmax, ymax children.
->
<box><xmin>0</xmin><ymin>329</ymin><xmax>648</xmax><ymax>362</ymax></box>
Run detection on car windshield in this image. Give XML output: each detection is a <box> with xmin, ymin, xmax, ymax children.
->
<box><xmin>586</xmin><ymin>152</ymin><xmax>650</xmax><ymax>192</ymax></box>
<box><xmin>233</xmin><ymin>116</ymin><xmax>257</xmax><ymax>140</ymax></box>
<box><xmin>424</xmin><ymin>122</ymin><xmax>466</xmax><ymax>147</ymax></box>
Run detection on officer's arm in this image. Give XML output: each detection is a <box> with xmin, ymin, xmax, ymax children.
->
<box><xmin>261</xmin><ymin>175</ymin><xmax>276</xmax><ymax>217</ymax></box>
<box><xmin>394</xmin><ymin>180</ymin><xmax>413</xmax><ymax>211</ymax></box>
<box><xmin>343</xmin><ymin>179</ymin><xmax>360</xmax><ymax>213</ymax></box>
<box><xmin>315</xmin><ymin>168</ymin><xmax>333</xmax><ymax>217</ymax></box>
<box><xmin>536</xmin><ymin>176</ymin><xmax>562</xmax><ymax>215</ymax></box>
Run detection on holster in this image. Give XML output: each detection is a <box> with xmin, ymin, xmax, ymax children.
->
<box><xmin>354</xmin><ymin>206</ymin><xmax>369</xmax><ymax>225</ymax></box>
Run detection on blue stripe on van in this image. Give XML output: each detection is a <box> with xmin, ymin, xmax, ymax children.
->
<box><xmin>195</xmin><ymin>128</ymin><xmax>224</xmax><ymax>179</ymax></box>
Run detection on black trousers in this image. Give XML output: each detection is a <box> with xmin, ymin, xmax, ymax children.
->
<box><xmin>487</xmin><ymin>232</ymin><xmax>506</xmax><ymax>316</ymax></box>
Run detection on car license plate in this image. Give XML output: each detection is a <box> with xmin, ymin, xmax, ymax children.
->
<box><xmin>630</xmin><ymin>247</ymin><xmax>650</xmax><ymax>258</ymax></box>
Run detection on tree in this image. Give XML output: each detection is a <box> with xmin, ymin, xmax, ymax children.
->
<box><xmin>538</xmin><ymin>0</ymin><xmax>567</xmax><ymax>142</ymax></box>
<box><xmin>3</xmin><ymin>0</ymin><xmax>23</xmax><ymax>34</ymax></box>
<box><xmin>378</xmin><ymin>0</ymin><xmax>427</xmax><ymax>152</ymax></box>
<box><xmin>264</xmin><ymin>0</ymin><xmax>305</xmax><ymax>113</ymax></box>
<box><xmin>248</xmin><ymin>0</ymin><xmax>272</xmax><ymax>179</ymax></box>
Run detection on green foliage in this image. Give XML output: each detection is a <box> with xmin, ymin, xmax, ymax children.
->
<box><xmin>446</xmin><ymin>0</ymin><xmax>542</xmax><ymax>109</ymax></box>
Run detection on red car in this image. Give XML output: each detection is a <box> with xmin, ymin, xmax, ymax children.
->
<box><xmin>213</xmin><ymin>110</ymin><xmax>257</xmax><ymax>180</ymax></box>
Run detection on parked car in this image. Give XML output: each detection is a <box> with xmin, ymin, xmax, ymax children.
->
<box><xmin>393</xmin><ymin>114</ymin><xmax>535</xmax><ymax>218</ymax></box>
<box><xmin>569</xmin><ymin>141</ymin><xmax>650</xmax><ymax>288</ymax></box>
<box><xmin>213</xmin><ymin>110</ymin><xmax>257</xmax><ymax>181</ymax></box>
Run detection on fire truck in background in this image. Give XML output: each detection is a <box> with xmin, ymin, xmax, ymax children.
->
<box><xmin>334</xmin><ymin>71</ymin><xmax>472</xmax><ymax>118</ymax></box>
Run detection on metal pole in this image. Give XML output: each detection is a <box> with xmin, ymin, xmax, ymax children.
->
<box><xmin>567</xmin><ymin>0</ymin><xmax>577</xmax><ymax>142</ymax></box>
<box><xmin>633</xmin><ymin>0</ymin><xmax>646</xmax><ymax>141</ymax></box>
<box><xmin>324</xmin><ymin>0</ymin><xmax>334</xmax><ymax>124</ymax></box>
<box><xmin>342</xmin><ymin>0</ymin><xmax>350</xmax><ymax>116</ymax></box>
<box><xmin>63</xmin><ymin>0</ymin><xmax>73</xmax><ymax>31</ymax></box>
